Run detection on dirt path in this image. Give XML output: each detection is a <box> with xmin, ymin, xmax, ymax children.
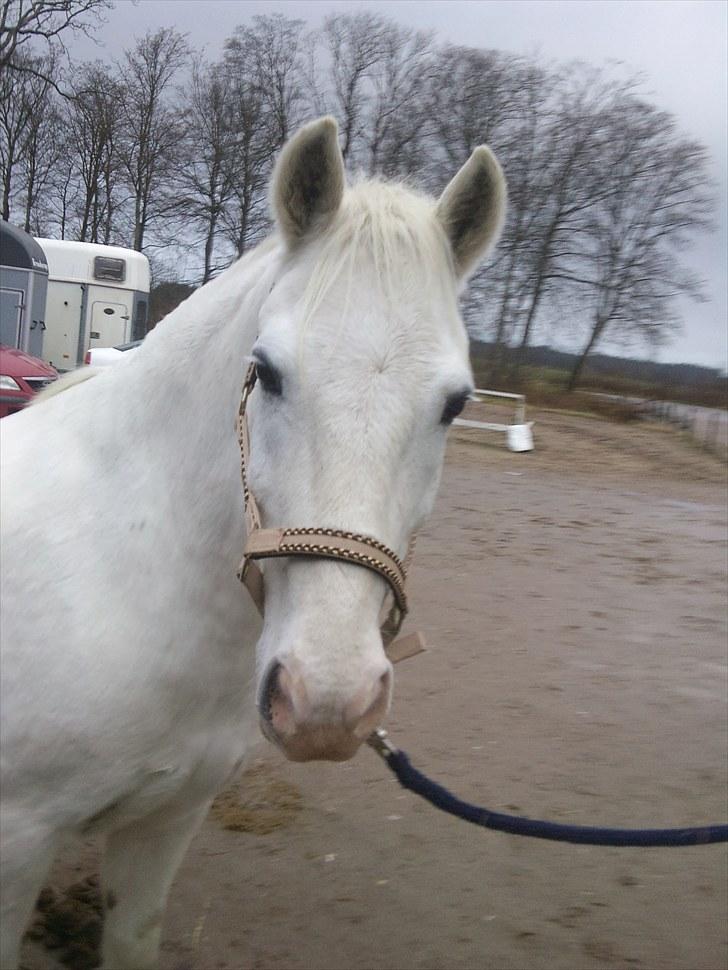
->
<box><xmin>23</xmin><ymin>411</ymin><xmax>728</xmax><ymax>970</ymax></box>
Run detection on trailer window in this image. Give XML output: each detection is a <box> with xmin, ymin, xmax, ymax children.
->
<box><xmin>94</xmin><ymin>256</ymin><xmax>126</xmax><ymax>282</ymax></box>
<box><xmin>132</xmin><ymin>299</ymin><xmax>148</xmax><ymax>341</ymax></box>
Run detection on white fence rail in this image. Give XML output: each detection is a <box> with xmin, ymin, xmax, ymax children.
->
<box><xmin>453</xmin><ymin>388</ymin><xmax>534</xmax><ymax>451</ymax></box>
<box><xmin>641</xmin><ymin>400</ymin><xmax>727</xmax><ymax>459</ymax></box>
<box><xmin>589</xmin><ymin>392</ymin><xmax>727</xmax><ymax>459</ymax></box>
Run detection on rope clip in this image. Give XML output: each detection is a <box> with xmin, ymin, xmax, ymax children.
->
<box><xmin>367</xmin><ymin>728</ymin><xmax>398</xmax><ymax>759</ymax></box>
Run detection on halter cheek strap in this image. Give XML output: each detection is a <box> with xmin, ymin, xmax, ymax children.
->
<box><xmin>235</xmin><ymin>364</ymin><xmax>425</xmax><ymax>663</ymax></box>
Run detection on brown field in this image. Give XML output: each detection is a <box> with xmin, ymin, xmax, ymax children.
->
<box><xmin>23</xmin><ymin>409</ymin><xmax>728</xmax><ymax>970</ymax></box>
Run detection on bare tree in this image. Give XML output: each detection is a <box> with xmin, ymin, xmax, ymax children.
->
<box><xmin>503</xmin><ymin>66</ymin><xmax>638</xmax><ymax>379</ymax></box>
<box><xmin>42</xmin><ymin>147</ymin><xmax>76</xmax><ymax>237</ymax></box>
<box><xmin>426</xmin><ymin>45</ymin><xmax>523</xmax><ymax>170</ymax></box>
<box><xmin>225</xmin><ymin>14</ymin><xmax>305</xmax><ymax>149</ymax></box>
<box><xmin>312</xmin><ymin>12</ymin><xmax>390</xmax><ymax>164</ymax></box>
<box><xmin>0</xmin><ymin>52</ymin><xmax>55</xmax><ymax>220</ymax></box>
<box><xmin>177</xmin><ymin>59</ymin><xmax>237</xmax><ymax>282</ymax></box>
<box><xmin>64</xmin><ymin>62</ymin><xmax>123</xmax><ymax>242</ymax></box>
<box><xmin>219</xmin><ymin>71</ymin><xmax>274</xmax><ymax>257</ymax></box>
<box><xmin>208</xmin><ymin>13</ymin><xmax>307</xmax><ymax>263</ymax></box>
<box><xmin>117</xmin><ymin>27</ymin><xmax>188</xmax><ymax>251</ymax></box>
<box><xmin>365</xmin><ymin>23</ymin><xmax>435</xmax><ymax>177</ymax></box>
<box><xmin>220</xmin><ymin>21</ymin><xmax>297</xmax><ymax>258</ymax></box>
<box><xmin>486</xmin><ymin>60</ymin><xmax>558</xmax><ymax>379</ymax></box>
<box><xmin>1</xmin><ymin>0</ymin><xmax>110</xmax><ymax>89</ymax></box>
<box><xmin>564</xmin><ymin>98</ymin><xmax>713</xmax><ymax>389</ymax></box>
<box><xmin>425</xmin><ymin>46</ymin><xmax>538</xmax><ymax>373</ymax></box>
<box><xmin>19</xmin><ymin>78</ymin><xmax>62</xmax><ymax>231</ymax></box>
<box><xmin>304</xmin><ymin>14</ymin><xmax>436</xmax><ymax>174</ymax></box>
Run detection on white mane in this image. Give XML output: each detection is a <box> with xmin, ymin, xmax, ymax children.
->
<box><xmin>32</xmin><ymin>366</ymin><xmax>101</xmax><ymax>403</ymax></box>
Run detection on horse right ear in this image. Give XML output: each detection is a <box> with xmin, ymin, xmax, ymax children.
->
<box><xmin>436</xmin><ymin>146</ymin><xmax>507</xmax><ymax>280</ymax></box>
<box><xmin>271</xmin><ymin>117</ymin><xmax>345</xmax><ymax>246</ymax></box>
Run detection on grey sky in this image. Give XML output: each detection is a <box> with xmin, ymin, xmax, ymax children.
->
<box><xmin>72</xmin><ymin>0</ymin><xmax>727</xmax><ymax>370</ymax></box>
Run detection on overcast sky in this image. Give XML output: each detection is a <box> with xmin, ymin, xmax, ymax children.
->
<box><xmin>71</xmin><ymin>0</ymin><xmax>727</xmax><ymax>370</ymax></box>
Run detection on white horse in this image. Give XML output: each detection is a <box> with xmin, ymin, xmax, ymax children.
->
<box><xmin>0</xmin><ymin>117</ymin><xmax>506</xmax><ymax>969</ymax></box>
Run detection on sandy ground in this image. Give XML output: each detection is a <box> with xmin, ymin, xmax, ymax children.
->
<box><xmin>22</xmin><ymin>408</ymin><xmax>728</xmax><ymax>970</ymax></box>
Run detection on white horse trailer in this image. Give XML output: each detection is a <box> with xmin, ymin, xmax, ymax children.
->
<box><xmin>36</xmin><ymin>240</ymin><xmax>150</xmax><ymax>371</ymax></box>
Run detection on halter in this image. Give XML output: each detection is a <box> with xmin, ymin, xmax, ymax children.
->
<box><xmin>235</xmin><ymin>364</ymin><xmax>424</xmax><ymax>664</ymax></box>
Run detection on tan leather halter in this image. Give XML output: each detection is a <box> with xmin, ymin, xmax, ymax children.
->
<box><xmin>235</xmin><ymin>364</ymin><xmax>424</xmax><ymax>664</ymax></box>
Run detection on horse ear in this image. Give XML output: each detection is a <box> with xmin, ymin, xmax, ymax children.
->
<box><xmin>436</xmin><ymin>146</ymin><xmax>507</xmax><ymax>279</ymax></box>
<box><xmin>271</xmin><ymin>116</ymin><xmax>345</xmax><ymax>245</ymax></box>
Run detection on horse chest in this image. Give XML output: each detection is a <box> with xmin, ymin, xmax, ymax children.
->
<box><xmin>78</xmin><ymin>679</ymin><xmax>258</xmax><ymax>835</ymax></box>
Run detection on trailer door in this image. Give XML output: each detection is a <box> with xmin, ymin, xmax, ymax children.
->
<box><xmin>88</xmin><ymin>300</ymin><xmax>129</xmax><ymax>349</ymax></box>
<box><xmin>42</xmin><ymin>281</ymin><xmax>83</xmax><ymax>370</ymax></box>
<box><xmin>0</xmin><ymin>288</ymin><xmax>23</xmax><ymax>346</ymax></box>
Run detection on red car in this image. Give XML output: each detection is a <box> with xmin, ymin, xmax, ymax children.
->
<box><xmin>0</xmin><ymin>346</ymin><xmax>58</xmax><ymax>418</ymax></box>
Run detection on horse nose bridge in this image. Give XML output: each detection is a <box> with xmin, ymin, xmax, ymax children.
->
<box><xmin>266</xmin><ymin>554</ymin><xmax>391</xmax><ymax>635</ymax></box>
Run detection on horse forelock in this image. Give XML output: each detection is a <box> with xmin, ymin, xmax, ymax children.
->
<box><xmin>297</xmin><ymin>179</ymin><xmax>458</xmax><ymax>344</ymax></box>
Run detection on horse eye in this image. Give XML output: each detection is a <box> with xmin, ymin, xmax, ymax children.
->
<box><xmin>441</xmin><ymin>392</ymin><xmax>469</xmax><ymax>425</ymax></box>
<box><xmin>254</xmin><ymin>359</ymin><xmax>282</xmax><ymax>396</ymax></box>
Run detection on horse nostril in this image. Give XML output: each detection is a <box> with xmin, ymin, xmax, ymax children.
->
<box><xmin>347</xmin><ymin>667</ymin><xmax>392</xmax><ymax>737</ymax></box>
<box><xmin>259</xmin><ymin>661</ymin><xmax>304</xmax><ymax>737</ymax></box>
<box><xmin>259</xmin><ymin>661</ymin><xmax>282</xmax><ymax>723</ymax></box>
<box><xmin>259</xmin><ymin>658</ymin><xmax>391</xmax><ymax>752</ymax></box>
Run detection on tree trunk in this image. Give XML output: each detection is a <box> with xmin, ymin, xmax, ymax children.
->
<box><xmin>202</xmin><ymin>208</ymin><xmax>218</xmax><ymax>283</ymax></box>
<box><xmin>79</xmin><ymin>186</ymin><xmax>92</xmax><ymax>241</ymax></box>
<box><xmin>23</xmin><ymin>172</ymin><xmax>34</xmax><ymax>232</ymax></box>
<box><xmin>103</xmin><ymin>162</ymin><xmax>114</xmax><ymax>243</ymax></box>
<box><xmin>236</xmin><ymin>184</ymin><xmax>251</xmax><ymax>257</ymax></box>
<box><xmin>133</xmin><ymin>188</ymin><xmax>144</xmax><ymax>250</ymax></box>
<box><xmin>567</xmin><ymin>317</ymin><xmax>605</xmax><ymax>391</ymax></box>
<box><xmin>488</xmin><ymin>258</ymin><xmax>518</xmax><ymax>384</ymax></box>
<box><xmin>486</xmin><ymin>341</ymin><xmax>508</xmax><ymax>384</ymax></box>
<box><xmin>2</xmin><ymin>163</ymin><xmax>11</xmax><ymax>221</ymax></box>
<box><xmin>510</xmin><ymin>270</ymin><xmax>547</xmax><ymax>379</ymax></box>
<box><xmin>509</xmin><ymin>214</ymin><xmax>560</xmax><ymax>380</ymax></box>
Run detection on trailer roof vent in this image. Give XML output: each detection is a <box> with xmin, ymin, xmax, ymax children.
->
<box><xmin>93</xmin><ymin>256</ymin><xmax>126</xmax><ymax>282</ymax></box>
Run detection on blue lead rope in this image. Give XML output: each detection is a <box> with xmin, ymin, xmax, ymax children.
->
<box><xmin>368</xmin><ymin>732</ymin><xmax>728</xmax><ymax>848</ymax></box>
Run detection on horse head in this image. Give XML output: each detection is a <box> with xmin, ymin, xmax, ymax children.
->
<box><xmin>247</xmin><ymin>117</ymin><xmax>506</xmax><ymax>761</ymax></box>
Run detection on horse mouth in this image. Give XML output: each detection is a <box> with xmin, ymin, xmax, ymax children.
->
<box><xmin>266</xmin><ymin>725</ymin><xmax>363</xmax><ymax>762</ymax></box>
<box><xmin>258</xmin><ymin>716</ymin><xmax>364</xmax><ymax>762</ymax></box>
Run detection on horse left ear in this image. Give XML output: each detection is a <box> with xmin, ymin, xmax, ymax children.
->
<box><xmin>271</xmin><ymin>116</ymin><xmax>345</xmax><ymax>246</ymax></box>
<box><xmin>436</xmin><ymin>146</ymin><xmax>507</xmax><ymax>279</ymax></box>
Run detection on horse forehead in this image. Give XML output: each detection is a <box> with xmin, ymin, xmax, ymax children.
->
<box><xmin>262</xmin><ymin>293</ymin><xmax>463</xmax><ymax>392</ymax></box>
<box><xmin>262</xmin><ymin>233</ymin><xmax>457</xmax><ymax>339</ymax></box>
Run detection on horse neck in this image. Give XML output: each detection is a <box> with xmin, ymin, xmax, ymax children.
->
<box><xmin>118</xmin><ymin>241</ymin><xmax>282</xmax><ymax>530</ymax></box>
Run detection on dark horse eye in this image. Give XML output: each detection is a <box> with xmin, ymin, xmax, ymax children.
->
<box><xmin>441</xmin><ymin>392</ymin><xmax>469</xmax><ymax>425</ymax></box>
<box><xmin>254</xmin><ymin>356</ymin><xmax>282</xmax><ymax>396</ymax></box>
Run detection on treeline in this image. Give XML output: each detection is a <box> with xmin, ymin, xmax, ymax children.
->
<box><xmin>470</xmin><ymin>340</ymin><xmax>728</xmax><ymax>390</ymax></box>
<box><xmin>0</xmin><ymin>4</ymin><xmax>716</xmax><ymax>386</ymax></box>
